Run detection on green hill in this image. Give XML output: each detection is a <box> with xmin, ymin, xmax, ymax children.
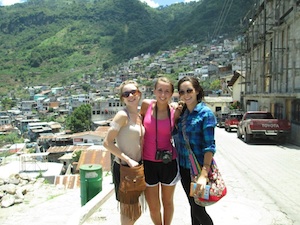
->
<box><xmin>0</xmin><ymin>0</ymin><xmax>255</xmax><ymax>96</ymax></box>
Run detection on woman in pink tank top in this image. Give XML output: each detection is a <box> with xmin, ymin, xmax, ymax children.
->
<box><xmin>140</xmin><ymin>77</ymin><xmax>180</xmax><ymax>225</ymax></box>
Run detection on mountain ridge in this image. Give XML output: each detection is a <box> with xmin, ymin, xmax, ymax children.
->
<box><xmin>0</xmin><ymin>0</ymin><xmax>255</xmax><ymax>96</ymax></box>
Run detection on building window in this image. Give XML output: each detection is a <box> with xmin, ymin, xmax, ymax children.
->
<box><xmin>292</xmin><ymin>100</ymin><xmax>300</xmax><ymax>123</ymax></box>
<box><xmin>274</xmin><ymin>103</ymin><xmax>283</xmax><ymax>119</ymax></box>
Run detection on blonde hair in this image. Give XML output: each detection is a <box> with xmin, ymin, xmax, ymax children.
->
<box><xmin>119</xmin><ymin>80</ymin><xmax>139</xmax><ymax>102</ymax></box>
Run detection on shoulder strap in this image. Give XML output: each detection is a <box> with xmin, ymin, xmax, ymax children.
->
<box><xmin>123</xmin><ymin>108</ymin><xmax>130</xmax><ymax>119</ymax></box>
<box><xmin>123</xmin><ymin>108</ymin><xmax>144</xmax><ymax>162</ymax></box>
<box><xmin>182</xmin><ymin>111</ymin><xmax>201</xmax><ymax>176</ymax></box>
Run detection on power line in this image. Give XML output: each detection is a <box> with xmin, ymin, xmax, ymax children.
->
<box><xmin>211</xmin><ymin>0</ymin><xmax>234</xmax><ymax>40</ymax></box>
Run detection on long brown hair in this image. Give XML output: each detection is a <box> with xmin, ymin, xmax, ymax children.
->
<box><xmin>177</xmin><ymin>76</ymin><xmax>204</xmax><ymax>102</ymax></box>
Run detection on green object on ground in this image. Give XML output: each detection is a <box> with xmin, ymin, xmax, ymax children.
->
<box><xmin>80</xmin><ymin>164</ymin><xmax>102</xmax><ymax>206</ymax></box>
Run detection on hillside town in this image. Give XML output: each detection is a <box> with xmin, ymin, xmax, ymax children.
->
<box><xmin>0</xmin><ymin>35</ymin><xmax>245</xmax><ymax>206</ymax></box>
<box><xmin>0</xmin><ymin>38</ymin><xmax>241</xmax><ymax>146</ymax></box>
<box><xmin>0</xmin><ymin>4</ymin><xmax>299</xmax><ymax>225</ymax></box>
<box><xmin>0</xmin><ymin>0</ymin><xmax>300</xmax><ymax>207</ymax></box>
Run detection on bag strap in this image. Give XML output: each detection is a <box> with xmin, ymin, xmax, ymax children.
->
<box><xmin>123</xmin><ymin>108</ymin><xmax>144</xmax><ymax>162</ymax></box>
<box><xmin>181</xmin><ymin>110</ymin><xmax>201</xmax><ymax>176</ymax></box>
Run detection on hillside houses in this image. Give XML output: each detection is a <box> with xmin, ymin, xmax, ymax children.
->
<box><xmin>2</xmin><ymin>28</ymin><xmax>299</xmax><ymax>148</ymax></box>
<box><xmin>1</xmin><ymin>39</ymin><xmax>242</xmax><ymax>132</ymax></box>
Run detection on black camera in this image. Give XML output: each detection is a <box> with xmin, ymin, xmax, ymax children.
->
<box><xmin>155</xmin><ymin>149</ymin><xmax>172</xmax><ymax>164</ymax></box>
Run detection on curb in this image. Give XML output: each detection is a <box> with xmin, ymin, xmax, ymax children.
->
<box><xmin>67</xmin><ymin>174</ymin><xmax>114</xmax><ymax>225</ymax></box>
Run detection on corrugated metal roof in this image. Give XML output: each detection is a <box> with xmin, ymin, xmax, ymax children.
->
<box><xmin>70</xmin><ymin>128</ymin><xmax>109</xmax><ymax>138</ymax></box>
<box><xmin>38</xmin><ymin>134</ymin><xmax>71</xmax><ymax>140</ymax></box>
<box><xmin>0</xmin><ymin>124</ymin><xmax>14</xmax><ymax>132</ymax></box>
<box><xmin>75</xmin><ymin>149</ymin><xmax>111</xmax><ymax>172</ymax></box>
<box><xmin>47</xmin><ymin>145</ymin><xmax>90</xmax><ymax>153</ymax></box>
<box><xmin>58</xmin><ymin>153</ymin><xmax>73</xmax><ymax>160</ymax></box>
<box><xmin>54</xmin><ymin>174</ymin><xmax>80</xmax><ymax>189</ymax></box>
<box><xmin>38</xmin><ymin>128</ymin><xmax>109</xmax><ymax>141</ymax></box>
<box><xmin>49</xmin><ymin>124</ymin><xmax>61</xmax><ymax>129</ymax></box>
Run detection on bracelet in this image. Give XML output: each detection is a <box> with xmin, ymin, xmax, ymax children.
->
<box><xmin>202</xmin><ymin>165</ymin><xmax>210</xmax><ymax>173</ymax></box>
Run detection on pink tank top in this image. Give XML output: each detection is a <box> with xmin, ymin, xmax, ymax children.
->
<box><xmin>142</xmin><ymin>101</ymin><xmax>177</xmax><ymax>161</ymax></box>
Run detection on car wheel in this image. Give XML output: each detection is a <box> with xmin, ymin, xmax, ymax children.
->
<box><xmin>277</xmin><ymin>136</ymin><xmax>286</xmax><ymax>144</ymax></box>
<box><xmin>237</xmin><ymin>129</ymin><xmax>242</xmax><ymax>138</ymax></box>
<box><xmin>244</xmin><ymin>132</ymin><xmax>252</xmax><ymax>143</ymax></box>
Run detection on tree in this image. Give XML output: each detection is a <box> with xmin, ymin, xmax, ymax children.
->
<box><xmin>1</xmin><ymin>98</ymin><xmax>16</xmax><ymax>110</ymax></box>
<box><xmin>210</xmin><ymin>79</ymin><xmax>221</xmax><ymax>91</ymax></box>
<box><xmin>65</xmin><ymin>104</ymin><xmax>92</xmax><ymax>133</ymax></box>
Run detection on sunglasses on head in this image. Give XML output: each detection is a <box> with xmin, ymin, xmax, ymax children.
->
<box><xmin>122</xmin><ymin>89</ymin><xmax>139</xmax><ymax>98</ymax></box>
<box><xmin>179</xmin><ymin>88</ymin><xmax>194</xmax><ymax>96</ymax></box>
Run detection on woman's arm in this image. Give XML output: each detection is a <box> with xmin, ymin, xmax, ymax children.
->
<box><xmin>139</xmin><ymin>99</ymin><xmax>151</xmax><ymax>120</ymax></box>
<box><xmin>103</xmin><ymin>110</ymin><xmax>139</xmax><ymax>167</ymax></box>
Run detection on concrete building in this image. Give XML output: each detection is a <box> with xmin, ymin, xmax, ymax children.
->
<box><xmin>242</xmin><ymin>0</ymin><xmax>300</xmax><ymax>145</ymax></box>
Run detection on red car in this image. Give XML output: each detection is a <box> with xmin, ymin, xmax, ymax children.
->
<box><xmin>237</xmin><ymin>111</ymin><xmax>291</xmax><ymax>143</ymax></box>
<box><xmin>224</xmin><ymin>112</ymin><xmax>243</xmax><ymax>132</ymax></box>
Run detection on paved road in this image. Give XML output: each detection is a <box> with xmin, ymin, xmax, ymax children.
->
<box><xmin>85</xmin><ymin>127</ymin><xmax>300</xmax><ymax>225</ymax></box>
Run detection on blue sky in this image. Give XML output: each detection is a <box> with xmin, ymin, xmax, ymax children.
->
<box><xmin>0</xmin><ymin>0</ymin><xmax>199</xmax><ymax>7</ymax></box>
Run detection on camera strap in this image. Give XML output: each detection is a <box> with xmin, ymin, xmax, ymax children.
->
<box><xmin>155</xmin><ymin>103</ymin><xmax>172</xmax><ymax>152</ymax></box>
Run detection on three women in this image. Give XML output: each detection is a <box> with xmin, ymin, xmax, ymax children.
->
<box><xmin>104</xmin><ymin>76</ymin><xmax>217</xmax><ymax>225</ymax></box>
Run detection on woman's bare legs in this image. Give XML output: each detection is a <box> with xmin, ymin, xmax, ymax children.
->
<box><xmin>145</xmin><ymin>184</ymin><xmax>176</xmax><ymax>225</ymax></box>
<box><xmin>161</xmin><ymin>185</ymin><xmax>176</xmax><ymax>225</ymax></box>
<box><xmin>145</xmin><ymin>185</ymin><xmax>162</xmax><ymax>225</ymax></box>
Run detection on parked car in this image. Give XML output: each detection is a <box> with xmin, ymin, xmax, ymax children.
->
<box><xmin>224</xmin><ymin>112</ymin><xmax>243</xmax><ymax>132</ymax></box>
<box><xmin>237</xmin><ymin>111</ymin><xmax>291</xmax><ymax>143</ymax></box>
<box><xmin>216</xmin><ymin>112</ymin><xmax>229</xmax><ymax>128</ymax></box>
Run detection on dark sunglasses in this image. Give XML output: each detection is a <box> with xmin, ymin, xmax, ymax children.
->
<box><xmin>122</xmin><ymin>89</ymin><xmax>140</xmax><ymax>98</ymax></box>
<box><xmin>179</xmin><ymin>88</ymin><xmax>194</xmax><ymax>96</ymax></box>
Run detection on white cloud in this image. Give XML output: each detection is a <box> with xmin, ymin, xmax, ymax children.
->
<box><xmin>139</xmin><ymin>0</ymin><xmax>199</xmax><ymax>8</ymax></box>
<box><xmin>0</xmin><ymin>0</ymin><xmax>26</xmax><ymax>6</ymax></box>
<box><xmin>0</xmin><ymin>0</ymin><xmax>199</xmax><ymax>8</ymax></box>
<box><xmin>184</xmin><ymin>0</ymin><xmax>199</xmax><ymax>2</ymax></box>
<box><xmin>139</xmin><ymin>0</ymin><xmax>159</xmax><ymax>8</ymax></box>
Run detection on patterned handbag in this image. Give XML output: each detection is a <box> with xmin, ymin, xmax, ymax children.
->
<box><xmin>189</xmin><ymin>157</ymin><xmax>227</xmax><ymax>207</ymax></box>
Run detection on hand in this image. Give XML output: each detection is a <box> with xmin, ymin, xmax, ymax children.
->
<box><xmin>127</xmin><ymin>158</ymin><xmax>140</xmax><ymax>167</ymax></box>
<box><xmin>195</xmin><ymin>175</ymin><xmax>207</xmax><ymax>196</ymax></box>
<box><xmin>174</xmin><ymin>101</ymin><xmax>185</xmax><ymax>121</ymax></box>
<box><xmin>169</xmin><ymin>102</ymin><xmax>178</xmax><ymax>109</ymax></box>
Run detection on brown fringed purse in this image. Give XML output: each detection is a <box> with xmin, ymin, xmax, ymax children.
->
<box><xmin>118</xmin><ymin>112</ymin><xmax>146</xmax><ymax>221</ymax></box>
<box><xmin>119</xmin><ymin>163</ymin><xmax>146</xmax><ymax>204</ymax></box>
